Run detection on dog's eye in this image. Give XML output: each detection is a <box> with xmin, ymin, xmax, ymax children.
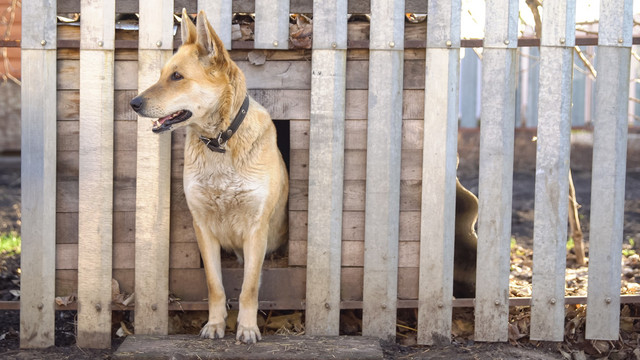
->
<box><xmin>171</xmin><ymin>72</ymin><xmax>183</xmax><ymax>81</ymax></box>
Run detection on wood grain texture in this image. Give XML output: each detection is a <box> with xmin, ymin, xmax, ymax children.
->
<box><xmin>197</xmin><ymin>0</ymin><xmax>232</xmax><ymax>49</ymax></box>
<box><xmin>362</xmin><ymin>0</ymin><xmax>405</xmax><ymax>340</ymax></box>
<box><xmin>529</xmin><ymin>1</ymin><xmax>575</xmax><ymax>340</ymax></box>
<box><xmin>474</xmin><ymin>47</ymin><xmax>517</xmax><ymax>343</ymax></box>
<box><xmin>586</xmin><ymin>45</ymin><xmax>631</xmax><ymax>340</ymax></box>
<box><xmin>305</xmin><ymin>37</ymin><xmax>347</xmax><ymax>333</ymax></box>
<box><xmin>20</xmin><ymin>48</ymin><xmax>58</xmax><ymax>350</ymax></box>
<box><xmin>20</xmin><ymin>2</ymin><xmax>58</xmax><ymax>349</ymax></box>
<box><xmin>254</xmin><ymin>0</ymin><xmax>289</xmax><ymax>49</ymax></box>
<box><xmin>134</xmin><ymin>0</ymin><xmax>174</xmax><ymax>334</ymax></box>
<box><xmin>418</xmin><ymin>46</ymin><xmax>460</xmax><ymax>345</ymax></box>
<box><xmin>76</xmin><ymin>0</ymin><xmax>116</xmax><ymax>347</ymax></box>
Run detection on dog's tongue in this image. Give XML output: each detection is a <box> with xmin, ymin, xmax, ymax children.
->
<box><xmin>158</xmin><ymin>115</ymin><xmax>171</xmax><ymax>124</ymax></box>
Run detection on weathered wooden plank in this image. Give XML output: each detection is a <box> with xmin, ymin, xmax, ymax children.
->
<box><xmin>197</xmin><ymin>0</ymin><xmax>232</xmax><ymax>50</ymax></box>
<box><xmin>135</xmin><ymin>0</ymin><xmax>174</xmax><ymax>336</ymax></box>
<box><xmin>21</xmin><ymin>58</ymin><xmax>58</xmax><ymax>344</ymax></box>
<box><xmin>289</xmin><ymin>179</ymin><xmax>421</xmax><ymax>212</ymax></box>
<box><xmin>586</xmin><ymin>0</ymin><xmax>633</xmax><ymax>340</ymax></box>
<box><xmin>529</xmin><ymin>0</ymin><xmax>576</xmax><ymax>342</ymax></box>
<box><xmin>290</xmin><ymin>119</ymin><xmax>423</xmax><ymax>150</ymax></box>
<box><xmin>58</xmin><ymin>0</ymin><xmax>430</xmax><ymax>15</ymax></box>
<box><xmin>305</xmin><ymin>0</ymin><xmax>347</xmax><ymax>336</ymax></box>
<box><xmin>362</xmin><ymin>0</ymin><xmax>404</xmax><ymax>341</ymax></box>
<box><xmin>474</xmin><ymin>0</ymin><xmax>519</xmax><ymax>343</ymax></box>
<box><xmin>76</xmin><ymin>0</ymin><xmax>116</xmax><ymax>348</ymax></box>
<box><xmin>20</xmin><ymin>1</ymin><xmax>57</xmax><ymax>346</ymax></box>
<box><xmin>418</xmin><ymin>0</ymin><xmax>461</xmax><ymax>343</ymax></box>
<box><xmin>57</xmin><ymin>242</ymin><xmax>200</xmax><ymax>270</ymax></box>
<box><xmin>254</xmin><ymin>0</ymin><xmax>289</xmax><ymax>50</ymax></box>
<box><xmin>290</xmin><ymin>240</ymin><xmax>420</xmax><ymax>268</ymax></box>
<box><xmin>289</xmin><ymin>149</ymin><xmax>421</xmax><ymax>181</ymax></box>
<box><xmin>57</xmin><ymin>60</ymin><xmax>138</xmax><ymax>90</ymax></box>
<box><xmin>289</xmin><ymin>210</ymin><xmax>420</xmax><ymax>245</ymax></box>
<box><xmin>114</xmin><ymin>334</ymin><xmax>383</xmax><ymax>360</ymax></box>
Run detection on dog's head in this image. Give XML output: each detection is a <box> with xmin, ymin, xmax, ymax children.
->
<box><xmin>130</xmin><ymin>9</ymin><xmax>242</xmax><ymax>133</ymax></box>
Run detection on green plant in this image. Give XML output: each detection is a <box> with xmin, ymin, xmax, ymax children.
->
<box><xmin>0</xmin><ymin>231</ymin><xmax>21</xmax><ymax>255</ymax></box>
<box><xmin>566</xmin><ymin>237</ymin><xmax>574</xmax><ymax>251</ymax></box>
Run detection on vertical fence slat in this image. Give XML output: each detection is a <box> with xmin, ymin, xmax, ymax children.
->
<box><xmin>529</xmin><ymin>0</ymin><xmax>576</xmax><ymax>342</ymax></box>
<box><xmin>585</xmin><ymin>0</ymin><xmax>633</xmax><ymax>341</ymax></box>
<box><xmin>19</xmin><ymin>0</ymin><xmax>57</xmax><ymax>349</ymax></box>
<box><xmin>474</xmin><ymin>0</ymin><xmax>518</xmax><ymax>342</ymax></box>
<box><xmin>417</xmin><ymin>0</ymin><xmax>460</xmax><ymax>345</ymax></box>
<box><xmin>197</xmin><ymin>0</ymin><xmax>232</xmax><ymax>49</ymax></box>
<box><xmin>77</xmin><ymin>0</ymin><xmax>115</xmax><ymax>348</ymax></box>
<box><xmin>254</xmin><ymin>0</ymin><xmax>289</xmax><ymax>49</ymax></box>
<box><xmin>362</xmin><ymin>0</ymin><xmax>404</xmax><ymax>340</ymax></box>
<box><xmin>135</xmin><ymin>0</ymin><xmax>174</xmax><ymax>335</ymax></box>
<box><xmin>305</xmin><ymin>0</ymin><xmax>347</xmax><ymax>336</ymax></box>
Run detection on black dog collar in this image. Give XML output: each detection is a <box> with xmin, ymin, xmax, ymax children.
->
<box><xmin>199</xmin><ymin>94</ymin><xmax>250</xmax><ymax>153</ymax></box>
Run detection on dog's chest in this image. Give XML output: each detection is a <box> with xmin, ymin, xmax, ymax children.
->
<box><xmin>183</xmin><ymin>164</ymin><xmax>266</xmax><ymax>219</ymax></box>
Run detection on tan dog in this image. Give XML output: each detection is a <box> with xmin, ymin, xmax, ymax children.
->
<box><xmin>130</xmin><ymin>10</ymin><xmax>288</xmax><ymax>343</ymax></box>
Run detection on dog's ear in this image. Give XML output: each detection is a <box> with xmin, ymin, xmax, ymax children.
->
<box><xmin>195</xmin><ymin>10</ymin><xmax>226</xmax><ymax>60</ymax></box>
<box><xmin>180</xmin><ymin>9</ymin><xmax>197</xmax><ymax>45</ymax></box>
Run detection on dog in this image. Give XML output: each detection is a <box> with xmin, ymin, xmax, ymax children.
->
<box><xmin>130</xmin><ymin>10</ymin><xmax>289</xmax><ymax>343</ymax></box>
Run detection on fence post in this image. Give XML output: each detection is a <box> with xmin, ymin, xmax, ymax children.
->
<box><xmin>586</xmin><ymin>0</ymin><xmax>633</xmax><ymax>340</ymax></box>
<box><xmin>417</xmin><ymin>0</ymin><xmax>460</xmax><ymax>345</ymax></box>
<box><xmin>20</xmin><ymin>0</ymin><xmax>57</xmax><ymax>349</ymax></box>
<box><xmin>305</xmin><ymin>0</ymin><xmax>347</xmax><ymax>336</ymax></box>
<box><xmin>197</xmin><ymin>0</ymin><xmax>232</xmax><ymax>50</ymax></box>
<box><xmin>474</xmin><ymin>0</ymin><xmax>518</xmax><ymax>342</ymax></box>
<box><xmin>529</xmin><ymin>0</ymin><xmax>576</xmax><ymax>342</ymax></box>
<box><xmin>362</xmin><ymin>0</ymin><xmax>404</xmax><ymax>340</ymax></box>
<box><xmin>76</xmin><ymin>0</ymin><xmax>116</xmax><ymax>348</ymax></box>
<box><xmin>135</xmin><ymin>0</ymin><xmax>174</xmax><ymax>335</ymax></box>
<box><xmin>254</xmin><ymin>0</ymin><xmax>289</xmax><ymax>50</ymax></box>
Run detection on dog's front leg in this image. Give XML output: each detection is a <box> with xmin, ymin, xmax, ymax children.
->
<box><xmin>236</xmin><ymin>226</ymin><xmax>268</xmax><ymax>344</ymax></box>
<box><xmin>193</xmin><ymin>220</ymin><xmax>227</xmax><ymax>339</ymax></box>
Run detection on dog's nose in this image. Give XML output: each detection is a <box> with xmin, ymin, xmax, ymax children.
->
<box><xmin>130</xmin><ymin>96</ymin><xmax>144</xmax><ymax>112</ymax></box>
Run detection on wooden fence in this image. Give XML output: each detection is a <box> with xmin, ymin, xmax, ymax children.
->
<box><xmin>19</xmin><ymin>0</ymin><xmax>634</xmax><ymax>349</ymax></box>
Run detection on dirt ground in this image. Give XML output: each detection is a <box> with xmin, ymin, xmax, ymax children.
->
<box><xmin>2</xmin><ymin>153</ymin><xmax>640</xmax><ymax>359</ymax></box>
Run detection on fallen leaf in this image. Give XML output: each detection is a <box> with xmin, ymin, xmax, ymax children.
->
<box><xmin>55</xmin><ymin>294</ymin><xmax>76</xmax><ymax>306</ymax></box>
<box><xmin>247</xmin><ymin>50</ymin><xmax>267</xmax><ymax>66</ymax></box>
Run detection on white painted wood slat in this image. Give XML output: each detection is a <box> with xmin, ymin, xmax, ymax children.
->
<box><xmin>586</xmin><ymin>0</ymin><xmax>633</xmax><ymax>340</ymax></box>
<box><xmin>19</xmin><ymin>0</ymin><xmax>57</xmax><ymax>349</ymax></box>
<box><xmin>417</xmin><ymin>0</ymin><xmax>460</xmax><ymax>346</ymax></box>
<box><xmin>529</xmin><ymin>0</ymin><xmax>576</xmax><ymax>342</ymax></box>
<box><xmin>474</xmin><ymin>0</ymin><xmax>519</xmax><ymax>343</ymax></box>
<box><xmin>135</xmin><ymin>0</ymin><xmax>174</xmax><ymax>335</ymax></box>
<box><xmin>77</xmin><ymin>0</ymin><xmax>116</xmax><ymax>349</ymax></box>
<box><xmin>362</xmin><ymin>0</ymin><xmax>404</xmax><ymax>341</ymax></box>
<box><xmin>254</xmin><ymin>0</ymin><xmax>289</xmax><ymax>50</ymax></box>
<box><xmin>305</xmin><ymin>0</ymin><xmax>347</xmax><ymax>336</ymax></box>
<box><xmin>197</xmin><ymin>0</ymin><xmax>232</xmax><ymax>49</ymax></box>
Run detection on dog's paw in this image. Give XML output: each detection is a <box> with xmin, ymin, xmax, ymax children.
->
<box><xmin>200</xmin><ymin>321</ymin><xmax>226</xmax><ymax>339</ymax></box>
<box><xmin>236</xmin><ymin>323</ymin><xmax>261</xmax><ymax>344</ymax></box>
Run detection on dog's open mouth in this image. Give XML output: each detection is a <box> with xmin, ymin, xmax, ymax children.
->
<box><xmin>151</xmin><ymin>110</ymin><xmax>192</xmax><ymax>133</ymax></box>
